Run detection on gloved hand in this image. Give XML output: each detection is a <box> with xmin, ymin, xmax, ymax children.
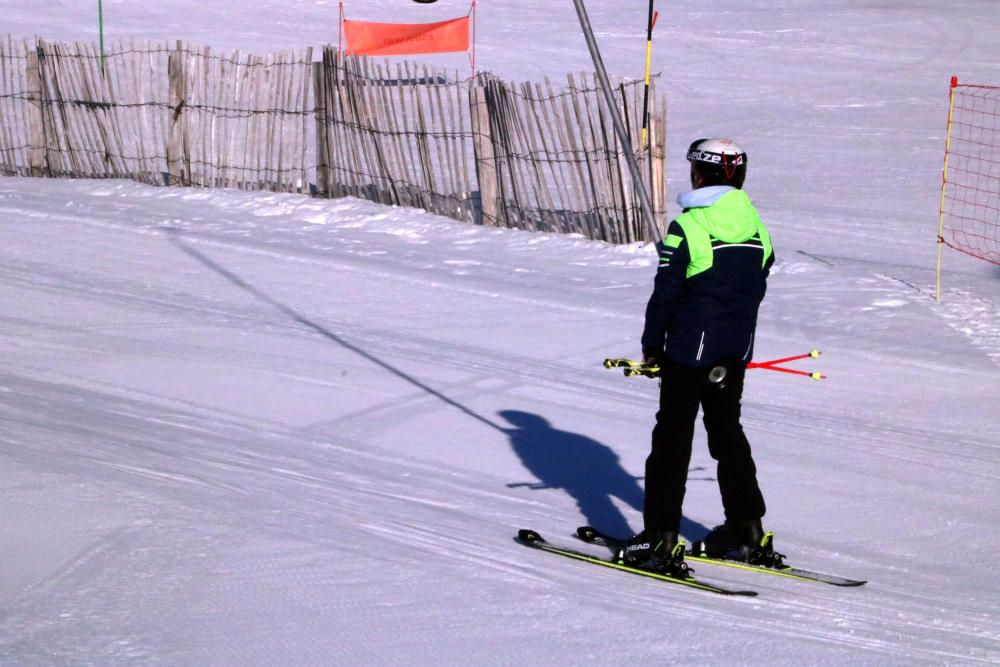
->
<box><xmin>642</xmin><ymin>349</ymin><xmax>663</xmax><ymax>367</ymax></box>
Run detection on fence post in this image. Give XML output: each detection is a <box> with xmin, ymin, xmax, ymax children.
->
<box><xmin>313</xmin><ymin>58</ymin><xmax>330</xmax><ymax>197</ymax></box>
<box><xmin>470</xmin><ymin>80</ymin><xmax>499</xmax><ymax>226</ymax></box>
<box><xmin>166</xmin><ymin>42</ymin><xmax>187</xmax><ymax>185</ymax></box>
<box><xmin>25</xmin><ymin>42</ymin><xmax>47</xmax><ymax>177</ymax></box>
<box><xmin>649</xmin><ymin>111</ymin><xmax>666</xmax><ymax>240</ymax></box>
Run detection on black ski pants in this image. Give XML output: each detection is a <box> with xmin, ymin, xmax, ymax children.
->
<box><xmin>643</xmin><ymin>358</ymin><xmax>766</xmax><ymax>533</ymax></box>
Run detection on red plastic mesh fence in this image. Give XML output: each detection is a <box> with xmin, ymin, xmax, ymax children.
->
<box><xmin>941</xmin><ymin>83</ymin><xmax>1000</xmax><ymax>266</ymax></box>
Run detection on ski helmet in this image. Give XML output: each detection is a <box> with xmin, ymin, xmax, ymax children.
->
<box><xmin>686</xmin><ymin>138</ymin><xmax>747</xmax><ymax>189</ymax></box>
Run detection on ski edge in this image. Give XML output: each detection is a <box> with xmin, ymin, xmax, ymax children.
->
<box><xmin>576</xmin><ymin>526</ymin><xmax>867</xmax><ymax>588</ymax></box>
<box><xmin>517</xmin><ymin>529</ymin><xmax>758</xmax><ymax>597</ymax></box>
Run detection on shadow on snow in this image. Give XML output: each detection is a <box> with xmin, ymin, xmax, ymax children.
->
<box><xmin>499</xmin><ymin>409</ymin><xmax>711</xmax><ymax>541</ymax></box>
<box><xmin>170</xmin><ymin>231</ymin><xmax>712</xmax><ymax>541</ymax></box>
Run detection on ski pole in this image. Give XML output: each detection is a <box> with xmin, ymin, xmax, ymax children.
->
<box><xmin>603</xmin><ymin>358</ymin><xmax>660</xmax><ymax>376</ymax></box>
<box><xmin>623</xmin><ymin>366</ymin><xmax>660</xmax><ymax>377</ymax></box>
<box><xmin>747</xmin><ymin>349</ymin><xmax>825</xmax><ymax>380</ymax></box>
<box><xmin>753</xmin><ymin>365</ymin><xmax>825</xmax><ymax>381</ymax></box>
<box><xmin>747</xmin><ymin>349</ymin><xmax>820</xmax><ymax>369</ymax></box>
<box><xmin>604</xmin><ymin>358</ymin><xmax>648</xmax><ymax>369</ymax></box>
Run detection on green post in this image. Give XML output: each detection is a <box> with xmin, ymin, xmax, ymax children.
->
<box><xmin>98</xmin><ymin>0</ymin><xmax>105</xmax><ymax>72</ymax></box>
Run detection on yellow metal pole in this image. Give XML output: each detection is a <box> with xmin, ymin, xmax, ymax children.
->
<box><xmin>640</xmin><ymin>3</ymin><xmax>656</xmax><ymax>148</ymax></box>
<box><xmin>936</xmin><ymin>76</ymin><xmax>958</xmax><ymax>302</ymax></box>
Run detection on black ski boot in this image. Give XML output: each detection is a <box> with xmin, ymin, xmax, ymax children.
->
<box><xmin>617</xmin><ymin>530</ymin><xmax>691</xmax><ymax>579</ymax></box>
<box><xmin>618</xmin><ymin>529</ymin><xmax>677</xmax><ymax>565</ymax></box>
<box><xmin>748</xmin><ymin>531</ymin><xmax>786</xmax><ymax>568</ymax></box>
<box><xmin>695</xmin><ymin>518</ymin><xmax>765</xmax><ymax>560</ymax></box>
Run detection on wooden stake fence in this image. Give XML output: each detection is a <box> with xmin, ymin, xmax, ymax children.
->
<box><xmin>314</xmin><ymin>49</ymin><xmax>477</xmax><ymax>221</ymax></box>
<box><xmin>0</xmin><ymin>35</ymin><xmax>33</xmax><ymax>176</ymax></box>
<box><xmin>29</xmin><ymin>38</ymin><xmax>170</xmax><ymax>182</ymax></box>
<box><xmin>0</xmin><ymin>34</ymin><xmax>667</xmax><ymax>244</ymax></box>
<box><xmin>469</xmin><ymin>71</ymin><xmax>665</xmax><ymax>242</ymax></box>
<box><xmin>169</xmin><ymin>44</ymin><xmax>312</xmax><ymax>190</ymax></box>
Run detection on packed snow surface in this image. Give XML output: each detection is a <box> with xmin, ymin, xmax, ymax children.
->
<box><xmin>2</xmin><ymin>1</ymin><xmax>999</xmax><ymax>665</ymax></box>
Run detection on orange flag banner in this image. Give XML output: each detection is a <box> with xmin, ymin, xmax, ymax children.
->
<box><xmin>344</xmin><ymin>17</ymin><xmax>470</xmax><ymax>56</ymax></box>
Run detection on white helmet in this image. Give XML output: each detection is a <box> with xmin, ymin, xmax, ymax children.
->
<box><xmin>686</xmin><ymin>138</ymin><xmax>748</xmax><ymax>188</ymax></box>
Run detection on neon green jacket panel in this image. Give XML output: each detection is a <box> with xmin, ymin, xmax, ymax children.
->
<box><xmin>676</xmin><ymin>189</ymin><xmax>773</xmax><ymax>278</ymax></box>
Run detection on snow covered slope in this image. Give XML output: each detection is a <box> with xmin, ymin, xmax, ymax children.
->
<box><xmin>1</xmin><ymin>1</ymin><xmax>999</xmax><ymax>664</ymax></box>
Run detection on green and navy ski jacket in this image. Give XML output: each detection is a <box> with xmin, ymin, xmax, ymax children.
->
<box><xmin>642</xmin><ymin>186</ymin><xmax>774</xmax><ymax>368</ymax></box>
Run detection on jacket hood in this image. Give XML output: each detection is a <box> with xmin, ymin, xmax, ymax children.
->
<box><xmin>676</xmin><ymin>185</ymin><xmax>734</xmax><ymax>209</ymax></box>
<box><xmin>677</xmin><ymin>187</ymin><xmax>761</xmax><ymax>244</ymax></box>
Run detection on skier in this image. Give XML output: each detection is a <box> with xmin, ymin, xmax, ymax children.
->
<box><xmin>621</xmin><ymin>138</ymin><xmax>775</xmax><ymax>571</ymax></box>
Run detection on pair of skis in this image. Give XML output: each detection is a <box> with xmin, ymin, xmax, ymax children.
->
<box><xmin>518</xmin><ymin>526</ymin><xmax>866</xmax><ymax>597</ymax></box>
